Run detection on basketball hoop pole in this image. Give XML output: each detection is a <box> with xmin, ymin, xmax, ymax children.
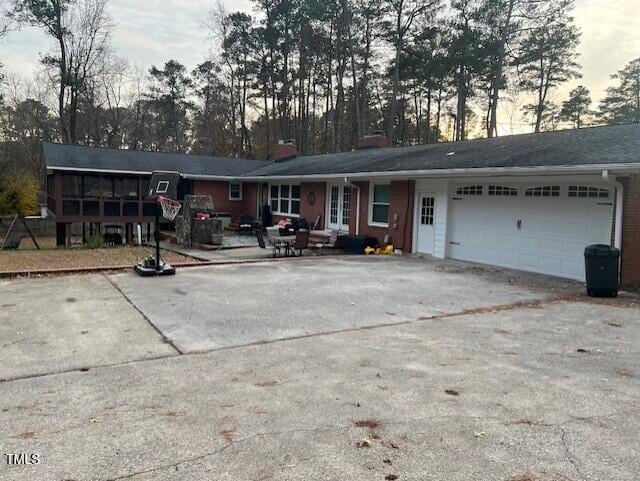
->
<box><xmin>155</xmin><ymin>201</ymin><xmax>161</xmax><ymax>272</ymax></box>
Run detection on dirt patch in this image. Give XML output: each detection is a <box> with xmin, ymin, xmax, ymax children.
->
<box><xmin>255</xmin><ymin>380</ymin><xmax>279</xmax><ymax>387</ymax></box>
<box><xmin>354</xmin><ymin>419</ymin><xmax>383</xmax><ymax>429</ymax></box>
<box><xmin>14</xmin><ymin>431</ymin><xmax>35</xmax><ymax>439</ymax></box>
<box><xmin>445</xmin><ymin>389</ymin><xmax>460</xmax><ymax>396</ymax></box>
<box><xmin>508</xmin><ymin>475</ymin><xmax>536</xmax><ymax>481</ymax></box>
<box><xmin>221</xmin><ymin>429</ymin><xmax>236</xmax><ymax>443</ymax></box>
<box><xmin>0</xmin><ymin>246</ymin><xmax>199</xmax><ymax>273</ymax></box>
<box><xmin>507</xmin><ymin>418</ymin><xmax>534</xmax><ymax>426</ymax></box>
<box><xmin>616</xmin><ymin>368</ymin><xmax>634</xmax><ymax>378</ymax></box>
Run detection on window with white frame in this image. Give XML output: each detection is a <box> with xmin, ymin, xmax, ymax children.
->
<box><xmin>456</xmin><ymin>185</ymin><xmax>483</xmax><ymax>195</ymax></box>
<box><xmin>525</xmin><ymin>185</ymin><xmax>560</xmax><ymax>197</ymax></box>
<box><xmin>568</xmin><ymin>186</ymin><xmax>609</xmax><ymax>198</ymax></box>
<box><xmin>369</xmin><ymin>183</ymin><xmax>390</xmax><ymax>226</ymax></box>
<box><xmin>421</xmin><ymin>196</ymin><xmax>435</xmax><ymax>225</ymax></box>
<box><xmin>270</xmin><ymin>184</ymin><xmax>300</xmax><ymax>215</ymax></box>
<box><xmin>229</xmin><ymin>182</ymin><xmax>243</xmax><ymax>201</ymax></box>
<box><xmin>488</xmin><ymin>185</ymin><xmax>518</xmax><ymax>196</ymax></box>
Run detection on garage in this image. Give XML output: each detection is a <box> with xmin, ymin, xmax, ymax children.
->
<box><xmin>446</xmin><ymin>182</ymin><xmax>615</xmax><ymax>280</ymax></box>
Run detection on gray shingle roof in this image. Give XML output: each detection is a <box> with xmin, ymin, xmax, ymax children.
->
<box><xmin>45</xmin><ymin>124</ymin><xmax>640</xmax><ymax>179</ymax></box>
<box><xmin>43</xmin><ymin>143</ymin><xmax>269</xmax><ymax>177</ymax></box>
<box><xmin>248</xmin><ymin>123</ymin><xmax>640</xmax><ymax>177</ymax></box>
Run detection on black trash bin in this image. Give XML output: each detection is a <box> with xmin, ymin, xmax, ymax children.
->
<box><xmin>584</xmin><ymin>244</ymin><xmax>620</xmax><ymax>297</ymax></box>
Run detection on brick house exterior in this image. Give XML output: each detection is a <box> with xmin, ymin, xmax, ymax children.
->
<box><xmin>44</xmin><ymin>124</ymin><xmax>640</xmax><ymax>285</ymax></box>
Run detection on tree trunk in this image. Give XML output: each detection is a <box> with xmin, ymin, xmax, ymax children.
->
<box><xmin>488</xmin><ymin>0</ymin><xmax>515</xmax><ymax>138</ymax></box>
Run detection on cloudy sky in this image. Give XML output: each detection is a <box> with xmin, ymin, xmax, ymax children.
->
<box><xmin>1</xmin><ymin>0</ymin><xmax>638</xmax><ymax>134</ymax></box>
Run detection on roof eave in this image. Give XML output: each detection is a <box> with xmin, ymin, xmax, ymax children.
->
<box><xmin>47</xmin><ymin>166</ymin><xmax>246</xmax><ymax>180</ymax></box>
<box><xmin>241</xmin><ymin>162</ymin><xmax>640</xmax><ymax>181</ymax></box>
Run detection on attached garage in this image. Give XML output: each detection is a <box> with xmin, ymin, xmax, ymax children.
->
<box><xmin>446</xmin><ymin>181</ymin><xmax>615</xmax><ymax>280</ymax></box>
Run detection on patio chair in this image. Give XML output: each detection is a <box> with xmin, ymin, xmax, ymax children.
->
<box><xmin>238</xmin><ymin>214</ymin><xmax>259</xmax><ymax>235</ymax></box>
<box><xmin>310</xmin><ymin>215</ymin><xmax>321</xmax><ymax>231</ymax></box>
<box><xmin>290</xmin><ymin>230</ymin><xmax>310</xmax><ymax>257</ymax></box>
<box><xmin>314</xmin><ymin>229</ymin><xmax>339</xmax><ymax>255</ymax></box>
<box><xmin>264</xmin><ymin>226</ymin><xmax>282</xmax><ymax>257</ymax></box>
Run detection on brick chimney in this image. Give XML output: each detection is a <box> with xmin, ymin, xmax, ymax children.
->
<box><xmin>274</xmin><ymin>140</ymin><xmax>297</xmax><ymax>162</ymax></box>
<box><xmin>357</xmin><ymin>131</ymin><xmax>389</xmax><ymax>150</ymax></box>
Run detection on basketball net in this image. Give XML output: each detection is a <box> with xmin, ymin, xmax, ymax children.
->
<box><xmin>157</xmin><ymin>196</ymin><xmax>182</xmax><ymax>221</ymax></box>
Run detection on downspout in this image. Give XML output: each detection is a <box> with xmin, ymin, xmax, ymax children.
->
<box><xmin>602</xmin><ymin>170</ymin><xmax>623</xmax><ymax>250</ymax></box>
<box><xmin>344</xmin><ymin>177</ymin><xmax>360</xmax><ymax>235</ymax></box>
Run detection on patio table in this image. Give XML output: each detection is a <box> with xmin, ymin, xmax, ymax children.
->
<box><xmin>271</xmin><ymin>235</ymin><xmax>296</xmax><ymax>257</ymax></box>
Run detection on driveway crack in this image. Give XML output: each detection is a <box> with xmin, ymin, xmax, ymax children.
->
<box><xmin>102</xmin><ymin>273</ymin><xmax>183</xmax><ymax>354</ymax></box>
<box><xmin>560</xmin><ymin>426</ymin><xmax>586</xmax><ymax>480</ymax></box>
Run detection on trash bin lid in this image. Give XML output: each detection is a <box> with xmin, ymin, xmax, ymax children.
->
<box><xmin>584</xmin><ymin>244</ymin><xmax>620</xmax><ymax>257</ymax></box>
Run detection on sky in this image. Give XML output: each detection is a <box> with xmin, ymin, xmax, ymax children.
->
<box><xmin>0</xmin><ymin>0</ymin><xmax>639</xmax><ymax>135</ymax></box>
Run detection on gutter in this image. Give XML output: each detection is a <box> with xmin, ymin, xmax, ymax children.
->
<box><xmin>48</xmin><ymin>162</ymin><xmax>640</xmax><ymax>183</ymax></box>
<box><xmin>602</xmin><ymin>170</ymin><xmax>624</xmax><ymax>250</ymax></box>
<box><xmin>240</xmin><ymin>163</ymin><xmax>640</xmax><ymax>181</ymax></box>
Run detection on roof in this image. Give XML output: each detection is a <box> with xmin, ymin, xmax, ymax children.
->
<box><xmin>44</xmin><ymin>124</ymin><xmax>640</xmax><ymax>179</ymax></box>
<box><xmin>43</xmin><ymin>143</ymin><xmax>269</xmax><ymax>178</ymax></box>
<box><xmin>248</xmin><ymin>123</ymin><xmax>640</xmax><ymax>177</ymax></box>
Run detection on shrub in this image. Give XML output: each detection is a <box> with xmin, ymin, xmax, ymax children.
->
<box><xmin>84</xmin><ymin>235</ymin><xmax>104</xmax><ymax>249</ymax></box>
<box><xmin>0</xmin><ymin>172</ymin><xmax>40</xmax><ymax>217</ymax></box>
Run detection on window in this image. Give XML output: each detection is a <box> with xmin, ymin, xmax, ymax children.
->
<box><xmin>456</xmin><ymin>185</ymin><xmax>483</xmax><ymax>196</ymax></box>
<box><xmin>369</xmin><ymin>183</ymin><xmax>390</xmax><ymax>226</ymax></box>
<box><xmin>342</xmin><ymin>186</ymin><xmax>351</xmax><ymax>226</ymax></box>
<box><xmin>229</xmin><ymin>182</ymin><xmax>243</xmax><ymax>201</ymax></box>
<box><xmin>525</xmin><ymin>186</ymin><xmax>560</xmax><ymax>197</ymax></box>
<box><xmin>61</xmin><ymin>175</ymin><xmax>82</xmax><ymax>198</ymax></box>
<box><xmin>330</xmin><ymin>185</ymin><xmax>339</xmax><ymax>225</ymax></box>
<box><xmin>270</xmin><ymin>184</ymin><xmax>301</xmax><ymax>215</ymax></box>
<box><xmin>488</xmin><ymin>185</ymin><xmax>518</xmax><ymax>196</ymax></box>
<box><xmin>421</xmin><ymin>197</ymin><xmax>435</xmax><ymax>225</ymax></box>
<box><xmin>82</xmin><ymin>176</ymin><xmax>101</xmax><ymax>198</ymax></box>
<box><xmin>113</xmin><ymin>178</ymin><xmax>139</xmax><ymax>200</ymax></box>
<box><xmin>568</xmin><ymin>186</ymin><xmax>609</xmax><ymax>198</ymax></box>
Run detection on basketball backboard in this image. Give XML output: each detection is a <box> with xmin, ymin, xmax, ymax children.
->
<box><xmin>146</xmin><ymin>171</ymin><xmax>181</xmax><ymax>200</ymax></box>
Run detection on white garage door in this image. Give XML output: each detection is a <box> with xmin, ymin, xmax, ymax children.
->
<box><xmin>448</xmin><ymin>183</ymin><xmax>614</xmax><ymax>280</ymax></box>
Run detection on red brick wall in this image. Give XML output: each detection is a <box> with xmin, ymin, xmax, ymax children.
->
<box><xmin>351</xmin><ymin>180</ymin><xmax>415</xmax><ymax>252</ymax></box>
<box><xmin>193</xmin><ymin>180</ymin><xmax>258</xmax><ymax>221</ymax></box>
<box><xmin>621</xmin><ymin>174</ymin><xmax>640</xmax><ymax>287</ymax></box>
<box><xmin>300</xmin><ymin>182</ymin><xmax>326</xmax><ymax>229</ymax></box>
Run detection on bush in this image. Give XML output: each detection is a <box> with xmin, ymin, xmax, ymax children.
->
<box><xmin>84</xmin><ymin>235</ymin><xmax>104</xmax><ymax>249</ymax></box>
<box><xmin>0</xmin><ymin>172</ymin><xmax>40</xmax><ymax>217</ymax></box>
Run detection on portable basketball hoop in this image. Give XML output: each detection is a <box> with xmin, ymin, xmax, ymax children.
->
<box><xmin>134</xmin><ymin>171</ymin><xmax>181</xmax><ymax>277</ymax></box>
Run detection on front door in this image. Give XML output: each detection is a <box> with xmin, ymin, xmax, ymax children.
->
<box><xmin>417</xmin><ymin>193</ymin><xmax>436</xmax><ymax>255</ymax></box>
<box><xmin>327</xmin><ymin>184</ymin><xmax>351</xmax><ymax>232</ymax></box>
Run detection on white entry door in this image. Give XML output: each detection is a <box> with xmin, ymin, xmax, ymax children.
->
<box><xmin>416</xmin><ymin>193</ymin><xmax>436</xmax><ymax>255</ymax></box>
<box><xmin>327</xmin><ymin>184</ymin><xmax>351</xmax><ymax>232</ymax></box>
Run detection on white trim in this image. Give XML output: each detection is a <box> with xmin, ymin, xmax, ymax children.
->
<box><xmin>228</xmin><ymin>181</ymin><xmax>243</xmax><ymax>201</ymax></box>
<box><xmin>368</xmin><ymin>182</ymin><xmax>390</xmax><ymax>227</ymax></box>
<box><xmin>244</xmin><ymin>163</ymin><xmax>640</xmax><ymax>181</ymax></box>
<box><xmin>49</xmin><ymin>162</ymin><xmax>640</xmax><ymax>182</ymax></box>
<box><xmin>414</xmin><ymin>192</ymin><xmax>437</xmax><ymax>256</ymax></box>
<box><xmin>326</xmin><ymin>183</ymin><xmax>352</xmax><ymax>232</ymax></box>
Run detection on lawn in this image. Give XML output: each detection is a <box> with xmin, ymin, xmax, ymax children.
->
<box><xmin>0</xmin><ymin>245</ymin><xmax>200</xmax><ymax>273</ymax></box>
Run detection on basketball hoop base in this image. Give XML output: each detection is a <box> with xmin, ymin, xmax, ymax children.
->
<box><xmin>134</xmin><ymin>261</ymin><xmax>176</xmax><ymax>277</ymax></box>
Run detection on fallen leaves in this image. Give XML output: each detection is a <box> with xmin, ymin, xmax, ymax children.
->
<box><xmin>445</xmin><ymin>389</ymin><xmax>460</xmax><ymax>396</ymax></box>
<box><xmin>616</xmin><ymin>368</ymin><xmax>634</xmax><ymax>378</ymax></box>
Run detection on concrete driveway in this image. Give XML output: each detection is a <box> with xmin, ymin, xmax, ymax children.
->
<box><xmin>0</xmin><ymin>256</ymin><xmax>638</xmax><ymax>481</ymax></box>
